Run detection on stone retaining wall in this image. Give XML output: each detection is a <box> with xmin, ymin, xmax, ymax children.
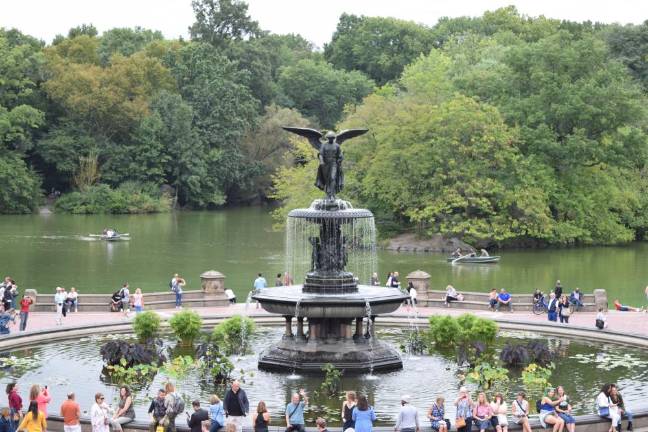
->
<box><xmin>30</xmin><ymin>290</ymin><xmax>231</xmax><ymax>312</ymax></box>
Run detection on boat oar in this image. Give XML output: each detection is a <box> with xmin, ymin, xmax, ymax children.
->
<box><xmin>452</xmin><ymin>255</ymin><xmax>466</xmax><ymax>265</ymax></box>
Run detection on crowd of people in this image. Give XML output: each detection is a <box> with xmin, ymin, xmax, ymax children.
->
<box><xmin>2</xmin><ymin>380</ymin><xmax>635</xmax><ymax>432</ymax></box>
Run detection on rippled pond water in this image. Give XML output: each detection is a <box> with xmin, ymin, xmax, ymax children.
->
<box><xmin>0</xmin><ymin>327</ymin><xmax>646</xmax><ymax>426</ymax></box>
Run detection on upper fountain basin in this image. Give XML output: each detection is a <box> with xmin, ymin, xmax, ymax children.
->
<box><xmin>251</xmin><ymin>285</ymin><xmax>409</xmax><ymax>318</ymax></box>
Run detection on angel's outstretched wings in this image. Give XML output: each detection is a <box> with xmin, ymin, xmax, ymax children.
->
<box><xmin>335</xmin><ymin>129</ymin><xmax>369</xmax><ymax>144</ymax></box>
<box><xmin>283</xmin><ymin>127</ymin><xmax>323</xmax><ymax>151</ymax></box>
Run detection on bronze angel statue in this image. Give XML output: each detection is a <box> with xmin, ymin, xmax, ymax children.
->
<box><xmin>283</xmin><ymin>127</ymin><xmax>368</xmax><ymax>200</ymax></box>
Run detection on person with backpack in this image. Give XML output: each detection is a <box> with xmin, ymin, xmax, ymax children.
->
<box><xmin>163</xmin><ymin>382</ymin><xmax>184</xmax><ymax>432</ymax></box>
<box><xmin>223</xmin><ymin>381</ymin><xmax>249</xmax><ymax>432</ymax></box>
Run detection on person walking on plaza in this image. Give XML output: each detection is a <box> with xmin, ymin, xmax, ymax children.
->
<box><xmin>91</xmin><ymin>393</ymin><xmax>111</xmax><ymax>432</ymax></box>
<box><xmin>18</xmin><ymin>295</ymin><xmax>33</xmax><ymax>331</ymax></box>
<box><xmin>558</xmin><ymin>295</ymin><xmax>571</xmax><ymax>324</ymax></box>
<box><xmin>252</xmin><ymin>401</ymin><xmax>269</xmax><ymax>432</ymax></box>
<box><xmin>119</xmin><ymin>284</ymin><xmax>131</xmax><ymax>317</ymax></box>
<box><xmin>352</xmin><ymin>394</ymin><xmax>376</xmax><ymax>432</ymax></box>
<box><xmin>187</xmin><ymin>401</ymin><xmax>209</xmax><ymax>432</ymax></box>
<box><xmin>17</xmin><ymin>401</ymin><xmax>46</xmax><ymax>432</ymax></box>
<box><xmin>547</xmin><ymin>293</ymin><xmax>559</xmax><ymax>322</ymax></box>
<box><xmin>285</xmin><ymin>389</ymin><xmax>308</xmax><ymax>432</ymax></box>
<box><xmin>224</xmin><ymin>380</ymin><xmax>249</xmax><ymax>432</ymax></box>
<box><xmin>275</xmin><ymin>274</ymin><xmax>283</xmax><ymax>287</ymax></box>
<box><xmin>60</xmin><ymin>392</ymin><xmax>81</xmax><ymax>432</ymax></box>
<box><xmin>55</xmin><ymin>287</ymin><xmax>67</xmax><ymax>325</ymax></box>
<box><xmin>394</xmin><ymin>395</ymin><xmax>419</xmax><ymax>432</ymax></box>
<box><xmin>283</xmin><ymin>272</ymin><xmax>293</xmax><ymax>286</ymax></box>
<box><xmin>148</xmin><ymin>389</ymin><xmax>167</xmax><ymax>432</ymax></box>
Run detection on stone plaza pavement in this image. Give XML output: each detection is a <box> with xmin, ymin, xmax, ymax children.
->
<box><xmin>10</xmin><ymin>303</ymin><xmax>648</xmax><ymax>337</ymax></box>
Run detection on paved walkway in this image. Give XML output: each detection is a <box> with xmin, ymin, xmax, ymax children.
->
<box><xmin>11</xmin><ymin>303</ymin><xmax>648</xmax><ymax>337</ymax></box>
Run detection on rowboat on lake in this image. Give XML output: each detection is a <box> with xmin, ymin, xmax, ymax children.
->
<box><xmin>446</xmin><ymin>255</ymin><xmax>500</xmax><ymax>264</ymax></box>
<box><xmin>89</xmin><ymin>231</ymin><xmax>130</xmax><ymax>241</ymax></box>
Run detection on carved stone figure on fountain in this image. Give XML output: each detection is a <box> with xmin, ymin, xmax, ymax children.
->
<box><xmin>309</xmin><ymin>236</ymin><xmax>321</xmax><ymax>271</ymax></box>
<box><xmin>283</xmin><ymin>127</ymin><xmax>368</xmax><ymax>201</ymax></box>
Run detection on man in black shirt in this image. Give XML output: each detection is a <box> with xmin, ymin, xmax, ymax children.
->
<box><xmin>148</xmin><ymin>389</ymin><xmax>166</xmax><ymax>432</ymax></box>
<box><xmin>224</xmin><ymin>380</ymin><xmax>249</xmax><ymax>432</ymax></box>
<box><xmin>187</xmin><ymin>401</ymin><xmax>209</xmax><ymax>432</ymax></box>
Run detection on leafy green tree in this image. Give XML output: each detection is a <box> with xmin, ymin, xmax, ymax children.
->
<box><xmin>225</xmin><ymin>34</ymin><xmax>316</xmax><ymax>107</ymax></box>
<box><xmin>605</xmin><ymin>21</ymin><xmax>648</xmax><ymax>90</ymax></box>
<box><xmin>0</xmin><ymin>153</ymin><xmax>41</xmax><ymax>213</ymax></box>
<box><xmin>189</xmin><ymin>0</ymin><xmax>262</xmax><ymax>48</ymax></box>
<box><xmin>68</xmin><ymin>24</ymin><xmax>98</xmax><ymax>39</ymax></box>
<box><xmin>324</xmin><ymin>13</ymin><xmax>435</xmax><ymax>85</ymax></box>
<box><xmin>98</xmin><ymin>27</ymin><xmax>164</xmax><ymax>65</ymax></box>
<box><xmin>164</xmin><ymin>42</ymin><xmax>259</xmax><ymax>201</ymax></box>
<box><xmin>240</xmin><ymin>104</ymin><xmax>310</xmax><ymax>201</ymax></box>
<box><xmin>278</xmin><ymin>59</ymin><xmax>374</xmax><ymax>128</ymax></box>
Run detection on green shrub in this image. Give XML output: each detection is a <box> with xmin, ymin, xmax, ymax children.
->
<box><xmin>133</xmin><ymin>311</ymin><xmax>161</xmax><ymax>342</ymax></box>
<box><xmin>427</xmin><ymin>315</ymin><xmax>461</xmax><ymax>346</ymax></box>
<box><xmin>169</xmin><ymin>310</ymin><xmax>203</xmax><ymax>344</ymax></box>
<box><xmin>456</xmin><ymin>314</ymin><xmax>498</xmax><ymax>344</ymax></box>
<box><xmin>212</xmin><ymin>315</ymin><xmax>256</xmax><ymax>355</ymax></box>
<box><xmin>55</xmin><ymin>183</ymin><xmax>171</xmax><ymax>214</ymax></box>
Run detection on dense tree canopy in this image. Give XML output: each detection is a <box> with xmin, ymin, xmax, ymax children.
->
<box><xmin>324</xmin><ymin>13</ymin><xmax>436</xmax><ymax>85</ymax></box>
<box><xmin>2</xmin><ymin>2</ymin><xmax>648</xmax><ymax>248</ymax></box>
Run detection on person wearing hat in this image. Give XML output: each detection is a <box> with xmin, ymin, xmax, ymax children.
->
<box><xmin>54</xmin><ymin>287</ymin><xmax>67</xmax><ymax>326</ymax></box>
<box><xmin>394</xmin><ymin>395</ymin><xmax>419</xmax><ymax>432</ymax></box>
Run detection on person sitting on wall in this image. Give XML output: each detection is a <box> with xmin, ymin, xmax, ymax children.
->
<box><xmin>496</xmin><ymin>288</ymin><xmax>513</xmax><ymax>312</ymax></box>
<box><xmin>445</xmin><ymin>285</ymin><xmax>459</xmax><ymax>306</ymax></box>
<box><xmin>613</xmin><ymin>299</ymin><xmax>644</xmax><ymax>312</ymax></box>
<box><xmin>488</xmin><ymin>289</ymin><xmax>498</xmax><ymax>311</ymax></box>
<box><xmin>569</xmin><ymin>288</ymin><xmax>584</xmax><ymax>311</ymax></box>
<box><xmin>110</xmin><ymin>290</ymin><xmax>123</xmax><ymax>312</ymax></box>
<box><xmin>225</xmin><ymin>289</ymin><xmax>236</xmax><ymax>305</ymax></box>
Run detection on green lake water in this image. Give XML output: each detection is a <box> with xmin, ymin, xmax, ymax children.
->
<box><xmin>0</xmin><ymin>208</ymin><xmax>647</xmax><ymax>306</ymax></box>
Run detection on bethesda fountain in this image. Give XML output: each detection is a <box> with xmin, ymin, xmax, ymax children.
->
<box><xmin>252</xmin><ymin>126</ymin><xmax>409</xmax><ymax>372</ymax></box>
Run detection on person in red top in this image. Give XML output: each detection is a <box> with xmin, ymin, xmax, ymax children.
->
<box><xmin>19</xmin><ymin>295</ymin><xmax>34</xmax><ymax>331</ymax></box>
<box><xmin>60</xmin><ymin>392</ymin><xmax>81</xmax><ymax>432</ymax></box>
<box><xmin>6</xmin><ymin>382</ymin><xmax>22</xmax><ymax>430</ymax></box>
<box><xmin>29</xmin><ymin>385</ymin><xmax>51</xmax><ymax>417</ymax></box>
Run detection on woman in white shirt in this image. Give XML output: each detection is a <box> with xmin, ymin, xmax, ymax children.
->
<box><xmin>67</xmin><ymin>287</ymin><xmax>78</xmax><ymax>313</ymax></box>
<box><xmin>445</xmin><ymin>285</ymin><xmax>459</xmax><ymax>306</ymax></box>
<box><xmin>511</xmin><ymin>392</ymin><xmax>532</xmax><ymax>432</ymax></box>
<box><xmin>490</xmin><ymin>393</ymin><xmax>508</xmax><ymax>432</ymax></box>
<box><xmin>91</xmin><ymin>392</ymin><xmax>111</xmax><ymax>432</ymax></box>
<box><xmin>596</xmin><ymin>384</ymin><xmax>620</xmax><ymax>432</ymax></box>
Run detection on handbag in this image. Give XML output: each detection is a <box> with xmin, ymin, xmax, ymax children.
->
<box><xmin>599</xmin><ymin>406</ymin><xmax>610</xmax><ymax>417</ymax></box>
<box><xmin>595</xmin><ymin>319</ymin><xmax>605</xmax><ymax>329</ymax></box>
<box><xmin>562</xmin><ymin>307</ymin><xmax>572</xmax><ymax>317</ymax></box>
<box><xmin>455</xmin><ymin>417</ymin><xmax>466</xmax><ymax>428</ymax></box>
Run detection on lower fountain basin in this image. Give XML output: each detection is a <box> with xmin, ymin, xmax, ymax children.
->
<box><xmin>251</xmin><ymin>285</ymin><xmax>409</xmax><ymax>318</ymax></box>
